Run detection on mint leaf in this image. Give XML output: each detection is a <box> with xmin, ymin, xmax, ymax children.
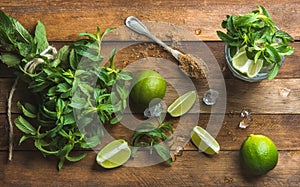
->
<box><xmin>14</xmin><ymin>116</ymin><xmax>36</xmax><ymax>135</ymax></box>
<box><xmin>0</xmin><ymin>53</ymin><xmax>20</xmax><ymax>67</ymax></box>
<box><xmin>34</xmin><ymin>21</ymin><xmax>49</xmax><ymax>53</ymax></box>
<box><xmin>17</xmin><ymin>102</ymin><xmax>37</xmax><ymax>118</ymax></box>
<box><xmin>268</xmin><ymin>63</ymin><xmax>280</xmax><ymax>80</ymax></box>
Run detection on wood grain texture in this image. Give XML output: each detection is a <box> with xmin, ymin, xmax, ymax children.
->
<box><xmin>1</xmin><ymin>150</ymin><xmax>300</xmax><ymax>186</ymax></box>
<box><xmin>1</xmin><ymin>0</ymin><xmax>300</xmax><ymax>186</ymax></box>
<box><xmin>0</xmin><ymin>1</ymin><xmax>299</xmax><ymax>41</ymax></box>
<box><xmin>0</xmin><ymin>78</ymin><xmax>299</xmax><ymax>114</ymax></box>
<box><xmin>1</xmin><ymin>114</ymin><xmax>300</xmax><ymax>152</ymax></box>
<box><xmin>1</xmin><ymin>42</ymin><xmax>299</xmax><ymax>78</ymax></box>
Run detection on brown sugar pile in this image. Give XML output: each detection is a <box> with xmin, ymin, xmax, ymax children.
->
<box><xmin>178</xmin><ymin>53</ymin><xmax>208</xmax><ymax>79</ymax></box>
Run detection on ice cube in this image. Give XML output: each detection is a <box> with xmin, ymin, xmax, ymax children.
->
<box><xmin>238</xmin><ymin>108</ymin><xmax>253</xmax><ymax>129</ymax></box>
<box><xmin>174</xmin><ymin>146</ymin><xmax>184</xmax><ymax>157</ymax></box>
<box><xmin>239</xmin><ymin>119</ymin><xmax>249</xmax><ymax>129</ymax></box>
<box><xmin>279</xmin><ymin>87</ymin><xmax>291</xmax><ymax>97</ymax></box>
<box><xmin>144</xmin><ymin>100</ymin><xmax>163</xmax><ymax>118</ymax></box>
<box><xmin>203</xmin><ymin>89</ymin><xmax>219</xmax><ymax>105</ymax></box>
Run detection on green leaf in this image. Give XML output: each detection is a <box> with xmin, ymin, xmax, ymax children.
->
<box><xmin>254</xmin><ymin>50</ymin><xmax>262</xmax><ymax>64</ymax></box>
<box><xmin>110</xmin><ymin>114</ymin><xmax>122</xmax><ymax>124</ymax></box>
<box><xmin>34</xmin><ymin>139</ymin><xmax>59</xmax><ymax>155</ymax></box>
<box><xmin>61</xmin><ymin>113</ymin><xmax>75</xmax><ymax>125</ymax></box>
<box><xmin>0</xmin><ymin>53</ymin><xmax>21</xmax><ymax>67</ymax></box>
<box><xmin>257</xmin><ymin>5</ymin><xmax>270</xmax><ymax>18</ymax></box>
<box><xmin>135</xmin><ymin>122</ymin><xmax>157</xmax><ymax>133</ymax></box>
<box><xmin>42</xmin><ymin>105</ymin><xmax>57</xmax><ymax>119</ymax></box>
<box><xmin>58</xmin><ymin>158</ymin><xmax>65</xmax><ymax>171</ymax></box>
<box><xmin>278</xmin><ymin>46</ymin><xmax>294</xmax><ymax>56</ymax></box>
<box><xmin>52</xmin><ymin>45</ymin><xmax>69</xmax><ymax>67</ymax></box>
<box><xmin>69</xmin><ymin>49</ymin><xmax>78</xmax><ymax>70</ymax></box>
<box><xmin>57</xmin><ymin>83</ymin><xmax>70</xmax><ymax>93</ymax></box>
<box><xmin>57</xmin><ymin>144</ymin><xmax>73</xmax><ymax>158</ymax></box>
<box><xmin>265</xmin><ymin>45</ymin><xmax>281</xmax><ymax>63</ymax></box>
<box><xmin>34</xmin><ymin>20</ymin><xmax>49</xmax><ymax>53</ymax></box>
<box><xmin>66</xmin><ymin>152</ymin><xmax>87</xmax><ymax>162</ymax></box>
<box><xmin>17</xmin><ymin>102</ymin><xmax>37</xmax><ymax>118</ymax></box>
<box><xmin>80</xmin><ymin>136</ymin><xmax>101</xmax><ymax>148</ymax></box>
<box><xmin>78</xmin><ymin>32</ymin><xmax>98</xmax><ymax>40</ymax></box>
<box><xmin>69</xmin><ymin>96</ymin><xmax>88</xmax><ymax>110</ymax></box>
<box><xmin>234</xmin><ymin>13</ymin><xmax>259</xmax><ymax>26</ymax></box>
<box><xmin>12</xmin><ymin>16</ymin><xmax>33</xmax><ymax>45</ymax></box>
<box><xmin>19</xmin><ymin>135</ymin><xmax>30</xmax><ymax>145</ymax></box>
<box><xmin>268</xmin><ymin>63</ymin><xmax>280</xmax><ymax>80</ymax></box>
<box><xmin>14</xmin><ymin>116</ymin><xmax>36</xmax><ymax>135</ymax></box>
<box><xmin>216</xmin><ymin>31</ymin><xmax>242</xmax><ymax>46</ymax></box>
<box><xmin>56</xmin><ymin>98</ymin><xmax>65</xmax><ymax>117</ymax></box>
<box><xmin>117</xmin><ymin>71</ymin><xmax>132</xmax><ymax>81</ymax></box>
<box><xmin>100</xmin><ymin>27</ymin><xmax>115</xmax><ymax>41</ymax></box>
<box><xmin>274</xmin><ymin>30</ymin><xmax>294</xmax><ymax>43</ymax></box>
<box><xmin>154</xmin><ymin>144</ymin><xmax>172</xmax><ymax>164</ymax></box>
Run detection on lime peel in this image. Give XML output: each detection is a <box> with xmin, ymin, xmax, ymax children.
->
<box><xmin>167</xmin><ymin>90</ymin><xmax>197</xmax><ymax>117</ymax></box>
<box><xmin>96</xmin><ymin>139</ymin><xmax>131</xmax><ymax>169</ymax></box>
<box><xmin>190</xmin><ymin>126</ymin><xmax>220</xmax><ymax>155</ymax></box>
<box><xmin>232</xmin><ymin>45</ymin><xmax>264</xmax><ymax>78</ymax></box>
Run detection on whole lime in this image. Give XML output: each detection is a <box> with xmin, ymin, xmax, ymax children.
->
<box><xmin>240</xmin><ymin>134</ymin><xmax>278</xmax><ymax>175</ymax></box>
<box><xmin>129</xmin><ymin>70</ymin><xmax>166</xmax><ymax>109</ymax></box>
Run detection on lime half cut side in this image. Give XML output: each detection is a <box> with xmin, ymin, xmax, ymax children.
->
<box><xmin>167</xmin><ymin>90</ymin><xmax>197</xmax><ymax>117</ymax></box>
<box><xmin>96</xmin><ymin>139</ymin><xmax>131</xmax><ymax>169</ymax></box>
<box><xmin>232</xmin><ymin>46</ymin><xmax>263</xmax><ymax>78</ymax></box>
<box><xmin>190</xmin><ymin>126</ymin><xmax>220</xmax><ymax>155</ymax></box>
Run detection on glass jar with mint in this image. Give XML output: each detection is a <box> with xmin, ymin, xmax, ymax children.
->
<box><xmin>217</xmin><ymin>6</ymin><xmax>294</xmax><ymax>82</ymax></box>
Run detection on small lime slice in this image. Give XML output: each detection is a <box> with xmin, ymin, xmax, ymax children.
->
<box><xmin>232</xmin><ymin>46</ymin><xmax>263</xmax><ymax>78</ymax></box>
<box><xmin>190</xmin><ymin>126</ymin><xmax>220</xmax><ymax>155</ymax></box>
<box><xmin>96</xmin><ymin>139</ymin><xmax>131</xmax><ymax>169</ymax></box>
<box><xmin>167</xmin><ymin>90</ymin><xmax>197</xmax><ymax>117</ymax></box>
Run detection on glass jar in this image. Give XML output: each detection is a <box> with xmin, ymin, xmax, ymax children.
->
<box><xmin>224</xmin><ymin>44</ymin><xmax>286</xmax><ymax>82</ymax></box>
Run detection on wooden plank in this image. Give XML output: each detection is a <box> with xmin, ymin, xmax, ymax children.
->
<box><xmin>0</xmin><ymin>77</ymin><xmax>299</xmax><ymax>114</ymax></box>
<box><xmin>1</xmin><ymin>41</ymin><xmax>299</xmax><ymax>79</ymax></box>
<box><xmin>1</xmin><ymin>150</ymin><xmax>300</xmax><ymax>186</ymax></box>
<box><xmin>2</xmin><ymin>0</ymin><xmax>300</xmax><ymax>7</ymax></box>
<box><xmin>2</xmin><ymin>114</ymin><xmax>300</xmax><ymax>151</ymax></box>
<box><xmin>0</xmin><ymin>2</ymin><xmax>299</xmax><ymax>41</ymax></box>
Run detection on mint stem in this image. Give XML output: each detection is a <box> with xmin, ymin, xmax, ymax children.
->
<box><xmin>8</xmin><ymin>76</ymin><xmax>19</xmax><ymax>161</ymax></box>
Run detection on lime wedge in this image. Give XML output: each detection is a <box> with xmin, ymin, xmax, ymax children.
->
<box><xmin>232</xmin><ymin>46</ymin><xmax>263</xmax><ymax>78</ymax></box>
<box><xmin>167</xmin><ymin>90</ymin><xmax>197</xmax><ymax>117</ymax></box>
<box><xmin>190</xmin><ymin>126</ymin><xmax>220</xmax><ymax>155</ymax></box>
<box><xmin>96</xmin><ymin>139</ymin><xmax>131</xmax><ymax>169</ymax></box>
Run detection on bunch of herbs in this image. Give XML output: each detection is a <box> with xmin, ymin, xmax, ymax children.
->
<box><xmin>0</xmin><ymin>10</ymin><xmax>132</xmax><ymax>170</ymax></box>
<box><xmin>217</xmin><ymin>5</ymin><xmax>294</xmax><ymax>79</ymax></box>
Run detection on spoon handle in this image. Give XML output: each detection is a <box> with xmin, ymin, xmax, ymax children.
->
<box><xmin>125</xmin><ymin>16</ymin><xmax>180</xmax><ymax>59</ymax></box>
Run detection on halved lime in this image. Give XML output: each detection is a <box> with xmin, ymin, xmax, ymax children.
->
<box><xmin>96</xmin><ymin>139</ymin><xmax>131</xmax><ymax>169</ymax></box>
<box><xmin>167</xmin><ymin>90</ymin><xmax>197</xmax><ymax>117</ymax></box>
<box><xmin>190</xmin><ymin>126</ymin><xmax>220</xmax><ymax>155</ymax></box>
<box><xmin>232</xmin><ymin>46</ymin><xmax>263</xmax><ymax>78</ymax></box>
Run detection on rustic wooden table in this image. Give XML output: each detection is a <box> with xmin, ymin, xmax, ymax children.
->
<box><xmin>1</xmin><ymin>0</ymin><xmax>300</xmax><ymax>186</ymax></box>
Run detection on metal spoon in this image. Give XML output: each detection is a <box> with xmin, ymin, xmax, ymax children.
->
<box><xmin>125</xmin><ymin>16</ymin><xmax>182</xmax><ymax>60</ymax></box>
<box><xmin>125</xmin><ymin>16</ymin><xmax>207</xmax><ymax>79</ymax></box>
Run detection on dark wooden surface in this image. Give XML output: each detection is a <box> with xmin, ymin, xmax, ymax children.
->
<box><xmin>1</xmin><ymin>1</ymin><xmax>300</xmax><ymax>186</ymax></box>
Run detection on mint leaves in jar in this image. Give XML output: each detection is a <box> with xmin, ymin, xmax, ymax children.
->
<box><xmin>217</xmin><ymin>5</ymin><xmax>294</xmax><ymax>81</ymax></box>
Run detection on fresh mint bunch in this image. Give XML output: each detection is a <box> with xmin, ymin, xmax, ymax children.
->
<box><xmin>0</xmin><ymin>10</ymin><xmax>132</xmax><ymax>170</ymax></box>
<box><xmin>217</xmin><ymin>5</ymin><xmax>294</xmax><ymax>79</ymax></box>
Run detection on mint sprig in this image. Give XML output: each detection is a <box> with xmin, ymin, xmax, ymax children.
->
<box><xmin>131</xmin><ymin>118</ymin><xmax>174</xmax><ymax>164</ymax></box>
<box><xmin>217</xmin><ymin>5</ymin><xmax>294</xmax><ymax>79</ymax></box>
